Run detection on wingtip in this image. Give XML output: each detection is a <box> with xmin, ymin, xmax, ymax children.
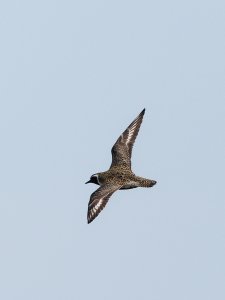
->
<box><xmin>141</xmin><ymin>108</ymin><xmax>145</xmax><ymax>115</ymax></box>
<box><xmin>87</xmin><ymin>215</ymin><xmax>95</xmax><ymax>224</ymax></box>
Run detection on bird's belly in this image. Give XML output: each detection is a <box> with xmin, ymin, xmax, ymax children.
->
<box><xmin>120</xmin><ymin>182</ymin><xmax>139</xmax><ymax>190</ymax></box>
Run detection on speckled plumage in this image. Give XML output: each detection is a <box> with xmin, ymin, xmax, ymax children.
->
<box><xmin>86</xmin><ymin>108</ymin><xmax>157</xmax><ymax>224</ymax></box>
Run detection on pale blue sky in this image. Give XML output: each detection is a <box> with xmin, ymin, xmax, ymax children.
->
<box><xmin>0</xmin><ymin>1</ymin><xmax>225</xmax><ymax>299</ymax></box>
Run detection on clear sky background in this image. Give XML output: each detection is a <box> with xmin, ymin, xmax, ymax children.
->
<box><xmin>0</xmin><ymin>1</ymin><xmax>225</xmax><ymax>299</ymax></box>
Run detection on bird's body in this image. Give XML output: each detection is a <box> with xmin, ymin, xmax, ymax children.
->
<box><xmin>86</xmin><ymin>109</ymin><xmax>156</xmax><ymax>223</ymax></box>
<box><xmin>93</xmin><ymin>168</ymin><xmax>156</xmax><ymax>190</ymax></box>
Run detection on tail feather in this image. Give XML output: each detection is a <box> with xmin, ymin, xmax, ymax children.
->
<box><xmin>137</xmin><ymin>177</ymin><xmax>157</xmax><ymax>188</ymax></box>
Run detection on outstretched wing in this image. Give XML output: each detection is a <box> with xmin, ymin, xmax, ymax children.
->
<box><xmin>87</xmin><ymin>184</ymin><xmax>122</xmax><ymax>224</ymax></box>
<box><xmin>110</xmin><ymin>109</ymin><xmax>145</xmax><ymax>169</ymax></box>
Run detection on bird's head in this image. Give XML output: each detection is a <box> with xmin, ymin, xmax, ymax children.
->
<box><xmin>85</xmin><ymin>174</ymin><xmax>100</xmax><ymax>185</ymax></box>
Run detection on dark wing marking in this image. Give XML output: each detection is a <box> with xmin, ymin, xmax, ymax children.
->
<box><xmin>110</xmin><ymin>109</ymin><xmax>145</xmax><ymax>169</ymax></box>
<box><xmin>87</xmin><ymin>184</ymin><xmax>122</xmax><ymax>224</ymax></box>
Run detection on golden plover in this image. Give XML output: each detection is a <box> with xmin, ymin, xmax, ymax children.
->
<box><xmin>86</xmin><ymin>109</ymin><xmax>157</xmax><ymax>223</ymax></box>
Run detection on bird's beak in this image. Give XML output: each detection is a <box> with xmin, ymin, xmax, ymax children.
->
<box><xmin>85</xmin><ymin>180</ymin><xmax>91</xmax><ymax>184</ymax></box>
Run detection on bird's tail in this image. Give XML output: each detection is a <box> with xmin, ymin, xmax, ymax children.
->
<box><xmin>137</xmin><ymin>177</ymin><xmax>157</xmax><ymax>188</ymax></box>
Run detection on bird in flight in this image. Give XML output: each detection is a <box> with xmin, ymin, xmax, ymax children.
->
<box><xmin>85</xmin><ymin>108</ymin><xmax>157</xmax><ymax>224</ymax></box>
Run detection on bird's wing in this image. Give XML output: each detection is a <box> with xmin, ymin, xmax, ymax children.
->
<box><xmin>87</xmin><ymin>184</ymin><xmax>122</xmax><ymax>224</ymax></box>
<box><xmin>110</xmin><ymin>109</ymin><xmax>145</xmax><ymax>169</ymax></box>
